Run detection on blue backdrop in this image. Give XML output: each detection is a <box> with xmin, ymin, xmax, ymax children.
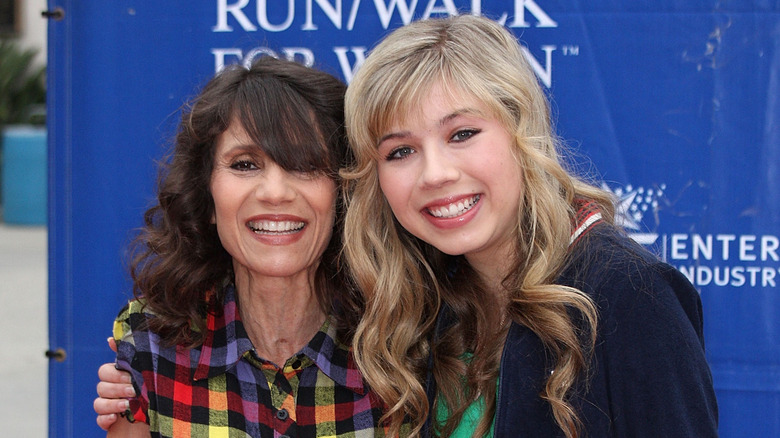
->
<box><xmin>47</xmin><ymin>1</ymin><xmax>779</xmax><ymax>436</ymax></box>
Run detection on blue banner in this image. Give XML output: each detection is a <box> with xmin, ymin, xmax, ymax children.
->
<box><xmin>47</xmin><ymin>1</ymin><xmax>779</xmax><ymax>436</ymax></box>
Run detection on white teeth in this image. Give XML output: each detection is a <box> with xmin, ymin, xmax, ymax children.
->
<box><xmin>248</xmin><ymin>220</ymin><xmax>304</xmax><ymax>233</ymax></box>
<box><xmin>428</xmin><ymin>195</ymin><xmax>480</xmax><ymax>218</ymax></box>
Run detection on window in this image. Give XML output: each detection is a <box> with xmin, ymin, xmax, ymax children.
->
<box><xmin>0</xmin><ymin>0</ymin><xmax>18</xmax><ymax>37</ymax></box>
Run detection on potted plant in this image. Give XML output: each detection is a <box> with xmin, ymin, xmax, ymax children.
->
<box><xmin>0</xmin><ymin>39</ymin><xmax>46</xmax><ymax>224</ymax></box>
<box><xmin>0</xmin><ymin>40</ymin><xmax>46</xmax><ymax>129</ymax></box>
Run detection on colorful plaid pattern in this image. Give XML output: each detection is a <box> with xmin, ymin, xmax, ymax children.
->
<box><xmin>114</xmin><ymin>285</ymin><xmax>398</xmax><ymax>437</ymax></box>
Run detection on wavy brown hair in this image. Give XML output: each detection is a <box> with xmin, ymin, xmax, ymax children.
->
<box><xmin>342</xmin><ymin>15</ymin><xmax>615</xmax><ymax>437</ymax></box>
<box><xmin>129</xmin><ymin>57</ymin><xmax>353</xmax><ymax>347</ymax></box>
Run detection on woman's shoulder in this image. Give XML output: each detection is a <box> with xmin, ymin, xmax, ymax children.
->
<box><xmin>561</xmin><ymin>224</ymin><xmax>705</xmax><ymax>343</ymax></box>
<box><xmin>113</xmin><ymin>297</ymin><xmax>172</xmax><ymax>350</ymax></box>
<box><xmin>115</xmin><ymin>298</ymin><xmax>157</xmax><ymax>328</ymax></box>
<box><xmin>561</xmin><ymin>224</ymin><xmax>685</xmax><ymax>295</ymax></box>
<box><xmin>117</xmin><ymin>297</ymin><xmax>150</xmax><ymax>316</ymax></box>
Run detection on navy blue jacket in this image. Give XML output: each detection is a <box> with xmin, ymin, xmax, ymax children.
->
<box><xmin>427</xmin><ymin>226</ymin><xmax>719</xmax><ymax>437</ymax></box>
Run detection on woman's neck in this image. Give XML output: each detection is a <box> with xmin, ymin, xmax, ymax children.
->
<box><xmin>465</xmin><ymin>246</ymin><xmax>513</xmax><ymax>304</ymax></box>
<box><xmin>234</xmin><ymin>270</ymin><xmax>327</xmax><ymax>367</ymax></box>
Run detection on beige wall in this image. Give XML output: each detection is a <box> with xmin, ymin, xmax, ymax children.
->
<box><xmin>15</xmin><ymin>0</ymin><xmax>48</xmax><ymax>67</ymax></box>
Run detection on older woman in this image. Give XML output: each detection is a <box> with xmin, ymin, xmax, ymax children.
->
<box><xmin>99</xmin><ymin>57</ymin><xmax>396</xmax><ymax>437</ymax></box>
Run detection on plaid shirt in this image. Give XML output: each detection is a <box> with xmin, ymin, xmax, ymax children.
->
<box><xmin>114</xmin><ymin>285</ymin><xmax>399</xmax><ymax>437</ymax></box>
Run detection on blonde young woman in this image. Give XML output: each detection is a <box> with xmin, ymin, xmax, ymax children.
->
<box><xmin>342</xmin><ymin>15</ymin><xmax>718</xmax><ymax>438</ymax></box>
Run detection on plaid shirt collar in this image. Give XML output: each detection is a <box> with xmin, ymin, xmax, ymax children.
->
<box><xmin>193</xmin><ymin>284</ymin><xmax>366</xmax><ymax>394</ymax></box>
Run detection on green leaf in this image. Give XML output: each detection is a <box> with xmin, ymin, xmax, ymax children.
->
<box><xmin>0</xmin><ymin>39</ymin><xmax>46</xmax><ymax>128</ymax></box>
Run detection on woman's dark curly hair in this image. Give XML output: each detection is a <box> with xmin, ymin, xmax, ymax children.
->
<box><xmin>130</xmin><ymin>57</ymin><xmax>350</xmax><ymax>346</ymax></box>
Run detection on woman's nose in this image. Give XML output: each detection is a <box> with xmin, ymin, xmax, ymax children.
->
<box><xmin>255</xmin><ymin>165</ymin><xmax>296</xmax><ymax>204</ymax></box>
<box><xmin>421</xmin><ymin>144</ymin><xmax>459</xmax><ymax>188</ymax></box>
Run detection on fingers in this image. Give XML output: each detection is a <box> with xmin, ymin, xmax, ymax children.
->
<box><xmin>95</xmin><ymin>362</ymin><xmax>135</xmax><ymax>413</ymax></box>
<box><xmin>98</xmin><ymin>363</ymin><xmax>132</xmax><ymax>385</ymax></box>
<box><xmin>96</xmin><ymin>413</ymin><xmax>118</xmax><ymax>431</ymax></box>
<box><xmin>93</xmin><ymin>395</ymin><xmax>130</xmax><ymax>415</ymax></box>
<box><xmin>97</xmin><ymin>380</ymin><xmax>136</xmax><ymax>399</ymax></box>
<box><xmin>94</xmin><ymin>395</ymin><xmax>131</xmax><ymax>431</ymax></box>
<box><xmin>98</xmin><ymin>338</ymin><xmax>131</xmax><ymax>432</ymax></box>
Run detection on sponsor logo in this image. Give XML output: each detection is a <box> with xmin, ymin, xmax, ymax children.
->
<box><xmin>604</xmin><ymin>183</ymin><xmax>780</xmax><ymax>289</ymax></box>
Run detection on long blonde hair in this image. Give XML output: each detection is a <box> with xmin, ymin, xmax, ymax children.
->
<box><xmin>342</xmin><ymin>15</ymin><xmax>615</xmax><ymax>437</ymax></box>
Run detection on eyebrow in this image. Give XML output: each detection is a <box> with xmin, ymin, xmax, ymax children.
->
<box><xmin>219</xmin><ymin>143</ymin><xmax>258</xmax><ymax>154</ymax></box>
<box><xmin>215</xmin><ymin>143</ymin><xmax>265</xmax><ymax>162</ymax></box>
<box><xmin>377</xmin><ymin>107</ymin><xmax>483</xmax><ymax>145</ymax></box>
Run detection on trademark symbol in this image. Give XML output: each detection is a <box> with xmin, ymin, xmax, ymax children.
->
<box><xmin>562</xmin><ymin>45</ymin><xmax>580</xmax><ymax>56</ymax></box>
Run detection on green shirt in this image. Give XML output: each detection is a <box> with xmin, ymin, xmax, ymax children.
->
<box><xmin>435</xmin><ymin>392</ymin><xmax>495</xmax><ymax>437</ymax></box>
<box><xmin>434</xmin><ymin>353</ymin><xmax>498</xmax><ymax>438</ymax></box>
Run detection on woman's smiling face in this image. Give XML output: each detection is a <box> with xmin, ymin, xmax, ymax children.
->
<box><xmin>376</xmin><ymin>83</ymin><xmax>523</xmax><ymax>272</ymax></box>
<box><xmin>210</xmin><ymin>120</ymin><xmax>337</xmax><ymax>283</ymax></box>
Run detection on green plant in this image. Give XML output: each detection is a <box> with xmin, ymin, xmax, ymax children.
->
<box><xmin>0</xmin><ymin>39</ymin><xmax>46</xmax><ymax>129</ymax></box>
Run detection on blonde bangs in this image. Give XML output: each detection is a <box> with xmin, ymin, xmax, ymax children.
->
<box><xmin>351</xmin><ymin>56</ymin><xmax>444</xmax><ymax>155</ymax></box>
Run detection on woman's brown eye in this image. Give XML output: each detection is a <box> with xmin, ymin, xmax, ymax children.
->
<box><xmin>230</xmin><ymin>160</ymin><xmax>257</xmax><ymax>171</ymax></box>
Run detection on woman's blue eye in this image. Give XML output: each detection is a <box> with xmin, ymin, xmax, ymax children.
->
<box><xmin>452</xmin><ymin>129</ymin><xmax>479</xmax><ymax>142</ymax></box>
<box><xmin>386</xmin><ymin>146</ymin><xmax>414</xmax><ymax>161</ymax></box>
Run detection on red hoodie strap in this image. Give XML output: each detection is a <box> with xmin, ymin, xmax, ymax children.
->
<box><xmin>570</xmin><ymin>200</ymin><xmax>604</xmax><ymax>246</ymax></box>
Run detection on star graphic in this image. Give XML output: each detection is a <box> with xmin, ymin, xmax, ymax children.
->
<box><xmin>616</xmin><ymin>190</ymin><xmax>642</xmax><ymax>230</ymax></box>
<box><xmin>600</xmin><ymin>183</ymin><xmax>663</xmax><ymax>246</ymax></box>
<box><xmin>602</xmin><ymin>183</ymin><xmax>641</xmax><ymax>230</ymax></box>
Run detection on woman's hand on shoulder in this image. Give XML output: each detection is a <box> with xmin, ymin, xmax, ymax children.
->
<box><xmin>94</xmin><ymin>338</ymin><xmax>137</xmax><ymax>430</ymax></box>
